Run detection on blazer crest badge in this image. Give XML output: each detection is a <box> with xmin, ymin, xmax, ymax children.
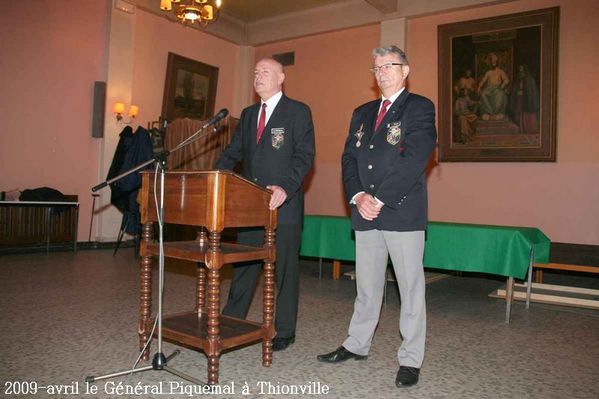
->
<box><xmin>386</xmin><ymin>121</ymin><xmax>402</xmax><ymax>145</ymax></box>
<box><xmin>271</xmin><ymin>127</ymin><xmax>285</xmax><ymax>150</ymax></box>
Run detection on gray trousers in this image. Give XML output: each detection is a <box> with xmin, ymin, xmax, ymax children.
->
<box><xmin>343</xmin><ymin>230</ymin><xmax>426</xmax><ymax>368</ymax></box>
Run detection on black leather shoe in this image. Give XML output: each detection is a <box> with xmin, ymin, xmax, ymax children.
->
<box><xmin>272</xmin><ymin>336</ymin><xmax>295</xmax><ymax>351</ymax></box>
<box><xmin>316</xmin><ymin>346</ymin><xmax>367</xmax><ymax>363</ymax></box>
<box><xmin>395</xmin><ymin>366</ymin><xmax>420</xmax><ymax>387</ymax></box>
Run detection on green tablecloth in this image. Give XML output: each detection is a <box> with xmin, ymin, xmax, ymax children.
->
<box><xmin>300</xmin><ymin>215</ymin><xmax>355</xmax><ymax>261</ymax></box>
<box><xmin>300</xmin><ymin>215</ymin><xmax>550</xmax><ymax>280</ymax></box>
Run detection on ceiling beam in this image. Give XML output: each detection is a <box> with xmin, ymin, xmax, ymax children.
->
<box><xmin>365</xmin><ymin>0</ymin><xmax>398</xmax><ymax>14</ymax></box>
<box><xmin>246</xmin><ymin>0</ymin><xmax>383</xmax><ymax>45</ymax></box>
<box><xmin>392</xmin><ymin>0</ymin><xmax>517</xmax><ymax>19</ymax></box>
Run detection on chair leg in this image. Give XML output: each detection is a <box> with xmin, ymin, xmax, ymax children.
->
<box><xmin>133</xmin><ymin>233</ymin><xmax>140</xmax><ymax>258</ymax></box>
<box><xmin>318</xmin><ymin>258</ymin><xmax>323</xmax><ymax>279</ymax></box>
<box><xmin>113</xmin><ymin>216</ymin><xmax>129</xmax><ymax>256</ymax></box>
<box><xmin>535</xmin><ymin>269</ymin><xmax>544</xmax><ymax>284</ymax></box>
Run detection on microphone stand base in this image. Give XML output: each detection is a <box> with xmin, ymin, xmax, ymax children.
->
<box><xmin>84</xmin><ymin>349</ymin><xmax>205</xmax><ymax>386</ymax></box>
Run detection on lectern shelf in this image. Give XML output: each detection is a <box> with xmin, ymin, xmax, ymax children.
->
<box><xmin>138</xmin><ymin>170</ymin><xmax>277</xmax><ymax>384</ymax></box>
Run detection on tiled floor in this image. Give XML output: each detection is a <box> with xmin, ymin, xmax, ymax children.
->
<box><xmin>0</xmin><ymin>249</ymin><xmax>598</xmax><ymax>398</ymax></box>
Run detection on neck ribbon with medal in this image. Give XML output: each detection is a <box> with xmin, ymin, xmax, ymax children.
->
<box><xmin>354</xmin><ymin>124</ymin><xmax>365</xmax><ymax>148</ymax></box>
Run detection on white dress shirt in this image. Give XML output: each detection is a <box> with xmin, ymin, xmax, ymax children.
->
<box><xmin>258</xmin><ymin>91</ymin><xmax>283</xmax><ymax>128</ymax></box>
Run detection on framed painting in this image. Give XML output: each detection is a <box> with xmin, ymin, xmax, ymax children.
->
<box><xmin>438</xmin><ymin>7</ymin><xmax>559</xmax><ymax>162</ymax></box>
<box><xmin>161</xmin><ymin>52</ymin><xmax>219</xmax><ymax>122</ymax></box>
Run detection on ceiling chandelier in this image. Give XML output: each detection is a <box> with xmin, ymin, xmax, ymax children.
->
<box><xmin>160</xmin><ymin>0</ymin><xmax>222</xmax><ymax>26</ymax></box>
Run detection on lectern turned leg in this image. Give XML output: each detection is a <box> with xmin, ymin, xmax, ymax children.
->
<box><xmin>206</xmin><ymin>267</ymin><xmax>220</xmax><ymax>384</ymax></box>
<box><xmin>196</xmin><ymin>229</ymin><xmax>208</xmax><ymax>315</ymax></box>
<box><xmin>262</xmin><ymin>227</ymin><xmax>276</xmax><ymax>367</ymax></box>
<box><xmin>139</xmin><ymin>223</ymin><xmax>153</xmax><ymax>361</ymax></box>
<box><xmin>196</xmin><ymin>265</ymin><xmax>206</xmax><ymax>315</ymax></box>
<box><xmin>206</xmin><ymin>231</ymin><xmax>222</xmax><ymax>385</ymax></box>
<box><xmin>262</xmin><ymin>261</ymin><xmax>275</xmax><ymax>366</ymax></box>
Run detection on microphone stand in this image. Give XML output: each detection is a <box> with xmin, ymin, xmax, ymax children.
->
<box><xmin>85</xmin><ymin>111</ymin><xmax>228</xmax><ymax>386</ymax></box>
<box><xmin>90</xmin><ymin>112</ymin><xmax>227</xmax><ymax>194</ymax></box>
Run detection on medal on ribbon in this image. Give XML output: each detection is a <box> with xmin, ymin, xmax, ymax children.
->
<box><xmin>354</xmin><ymin>123</ymin><xmax>364</xmax><ymax>148</ymax></box>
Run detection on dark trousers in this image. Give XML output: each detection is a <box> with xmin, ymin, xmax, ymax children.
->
<box><xmin>222</xmin><ymin>224</ymin><xmax>301</xmax><ymax>338</ymax></box>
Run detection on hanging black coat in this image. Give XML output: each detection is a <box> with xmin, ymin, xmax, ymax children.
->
<box><xmin>107</xmin><ymin>126</ymin><xmax>154</xmax><ymax>234</ymax></box>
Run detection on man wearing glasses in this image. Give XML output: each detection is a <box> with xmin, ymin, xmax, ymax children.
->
<box><xmin>317</xmin><ymin>46</ymin><xmax>437</xmax><ymax>388</ymax></box>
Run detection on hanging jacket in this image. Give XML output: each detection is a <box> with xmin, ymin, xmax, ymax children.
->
<box><xmin>107</xmin><ymin>126</ymin><xmax>154</xmax><ymax>234</ymax></box>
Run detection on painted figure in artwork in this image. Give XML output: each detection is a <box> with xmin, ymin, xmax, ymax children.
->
<box><xmin>509</xmin><ymin>64</ymin><xmax>540</xmax><ymax>134</ymax></box>
<box><xmin>454</xmin><ymin>88</ymin><xmax>478</xmax><ymax>142</ymax></box>
<box><xmin>477</xmin><ymin>53</ymin><xmax>510</xmax><ymax>121</ymax></box>
<box><xmin>454</xmin><ymin>68</ymin><xmax>476</xmax><ymax>99</ymax></box>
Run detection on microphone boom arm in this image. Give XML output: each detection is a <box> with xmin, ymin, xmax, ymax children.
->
<box><xmin>91</xmin><ymin>108</ymin><xmax>229</xmax><ymax>193</ymax></box>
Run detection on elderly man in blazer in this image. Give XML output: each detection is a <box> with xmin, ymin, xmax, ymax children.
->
<box><xmin>215</xmin><ymin>58</ymin><xmax>315</xmax><ymax>352</ymax></box>
<box><xmin>317</xmin><ymin>46</ymin><xmax>437</xmax><ymax>388</ymax></box>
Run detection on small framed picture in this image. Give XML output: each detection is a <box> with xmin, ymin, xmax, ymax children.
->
<box><xmin>162</xmin><ymin>52</ymin><xmax>219</xmax><ymax>122</ymax></box>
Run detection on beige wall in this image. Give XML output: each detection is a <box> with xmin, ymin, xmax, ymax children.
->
<box><xmin>1</xmin><ymin>0</ymin><xmax>597</xmax><ymax>245</ymax></box>
<box><xmin>131</xmin><ymin>11</ymin><xmax>239</xmax><ymax>124</ymax></box>
<box><xmin>408</xmin><ymin>0</ymin><xmax>599</xmax><ymax>245</ymax></box>
<box><xmin>257</xmin><ymin>0</ymin><xmax>599</xmax><ymax>245</ymax></box>
<box><xmin>0</xmin><ymin>1</ymin><xmax>241</xmax><ymax>241</ymax></box>
<box><xmin>0</xmin><ymin>1</ymin><xmax>109</xmax><ymax>240</ymax></box>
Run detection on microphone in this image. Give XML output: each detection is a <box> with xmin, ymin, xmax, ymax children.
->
<box><xmin>203</xmin><ymin>108</ymin><xmax>229</xmax><ymax>128</ymax></box>
<box><xmin>91</xmin><ymin>108</ymin><xmax>230</xmax><ymax>193</ymax></box>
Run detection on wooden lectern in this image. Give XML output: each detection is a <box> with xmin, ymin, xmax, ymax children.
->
<box><xmin>138</xmin><ymin>170</ymin><xmax>277</xmax><ymax>384</ymax></box>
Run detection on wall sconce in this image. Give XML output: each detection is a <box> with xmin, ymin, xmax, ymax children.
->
<box><xmin>114</xmin><ymin>102</ymin><xmax>139</xmax><ymax>124</ymax></box>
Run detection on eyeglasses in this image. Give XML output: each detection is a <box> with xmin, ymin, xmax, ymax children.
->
<box><xmin>370</xmin><ymin>63</ymin><xmax>403</xmax><ymax>74</ymax></box>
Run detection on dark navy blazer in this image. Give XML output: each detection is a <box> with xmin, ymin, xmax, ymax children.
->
<box><xmin>342</xmin><ymin>90</ymin><xmax>437</xmax><ymax>231</ymax></box>
<box><xmin>216</xmin><ymin>95</ymin><xmax>315</xmax><ymax>225</ymax></box>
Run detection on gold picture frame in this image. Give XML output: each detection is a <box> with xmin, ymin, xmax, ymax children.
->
<box><xmin>438</xmin><ymin>7</ymin><xmax>559</xmax><ymax>162</ymax></box>
<box><xmin>162</xmin><ymin>52</ymin><xmax>219</xmax><ymax>122</ymax></box>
